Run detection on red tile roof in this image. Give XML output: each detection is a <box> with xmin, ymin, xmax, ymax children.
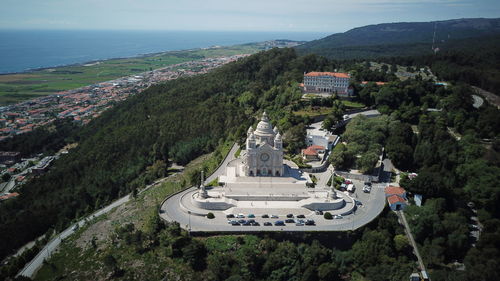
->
<box><xmin>0</xmin><ymin>192</ymin><xmax>19</xmax><ymax>200</ymax></box>
<box><xmin>387</xmin><ymin>194</ymin><xmax>406</xmax><ymax>205</ymax></box>
<box><xmin>302</xmin><ymin>145</ymin><xmax>325</xmax><ymax>156</ymax></box>
<box><xmin>305</xmin><ymin>72</ymin><xmax>349</xmax><ymax>78</ymax></box>
<box><xmin>361</xmin><ymin>81</ymin><xmax>387</xmax><ymax>86</ymax></box>
<box><xmin>385</xmin><ymin>186</ymin><xmax>406</xmax><ymax>195</ymax></box>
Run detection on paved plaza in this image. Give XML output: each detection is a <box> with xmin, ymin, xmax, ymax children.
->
<box><xmin>160</xmin><ymin>174</ymin><xmax>387</xmax><ymax>232</ymax></box>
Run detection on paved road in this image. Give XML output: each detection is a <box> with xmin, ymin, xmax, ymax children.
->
<box><xmin>17</xmin><ymin>176</ymin><xmax>172</xmax><ymax>278</ymax></box>
<box><xmin>205</xmin><ymin>143</ymin><xmax>239</xmax><ymax>184</ymax></box>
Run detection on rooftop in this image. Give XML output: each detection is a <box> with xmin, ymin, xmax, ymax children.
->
<box><xmin>387</xmin><ymin>194</ymin><xmax>406</xmax><ymax>204</ymax></box>
<box><xmin>304</xmin><ymin>72</ymin><xmax>350</xmax><ymax>78</ymax></box>
<box><xmin>385</xmin><ymin>186</ymin><xmax>406</xmax><ymax>195</ymax></box>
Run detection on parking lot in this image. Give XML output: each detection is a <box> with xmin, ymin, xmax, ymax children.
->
<box><xmin>160</xmin><ymin>176</ymin><xmax>387</xmax><ymax>232</ymax></box>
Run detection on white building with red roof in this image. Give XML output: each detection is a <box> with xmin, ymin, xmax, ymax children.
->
<box><xmin>301</xmin><ymin>145</ymin><xmax>325</xmax><ymax>161</ymax></box>
<box><xmin>385</xmin><ymin>185</ymin><xmax>408</xmax><ymax>211</ymax></box>
<box><xmin>303</xmin><ymin>71</ymin><xmax>352</xmax><ymax>97</ymax></box>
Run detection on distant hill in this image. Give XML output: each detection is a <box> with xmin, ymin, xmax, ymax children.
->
<box><xmin>296</xmin><ymin>18</ymin><xmax>500</xmax><ymax>59</ymax></box>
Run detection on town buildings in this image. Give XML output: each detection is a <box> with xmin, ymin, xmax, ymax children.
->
<box><xmin>303</xmin><ymin>71</ymin><xmax>353</xmax><ymax>97</ymax></box>
<box><xmin>0</xmin><ymin>54</ymin><xmax>249</xmax><ymax>141</ymax></box>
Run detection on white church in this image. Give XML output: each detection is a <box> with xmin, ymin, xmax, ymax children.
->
<box><xmin>184</xmin><ymin>112</ymin><xmax>353</xmax><ymax>215</ymax></box>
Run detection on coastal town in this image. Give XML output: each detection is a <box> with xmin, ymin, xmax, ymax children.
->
<box><xmin>0</xmin><ymin>54</ymin><xmax>250</xmax><ymax>142</ymax></box>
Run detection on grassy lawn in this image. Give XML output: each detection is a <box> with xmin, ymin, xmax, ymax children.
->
<box><xmin>341</xmin><ymin>100</ymin><xmax>366</xmax><ymax>109</ymax></box>
<box><xmin>0</xmin><ymin>44</ymin><xmax>264</xmax><ymax>105</ymax></box>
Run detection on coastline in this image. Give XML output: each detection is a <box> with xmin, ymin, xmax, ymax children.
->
<box><xmin>0</xmin><ymin>45</ymin><xmax>244</xmax><ymax>76</ymax></box>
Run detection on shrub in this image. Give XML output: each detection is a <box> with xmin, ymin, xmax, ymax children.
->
<box><xmin>324</xmin><ymin>212</ymin><xmax>333</xmax><ymax>220</ymax></box>
<box><xmin>207</xmin><ymin>212</ymin><xmax>215</xmax><ymax>219</ymax></box>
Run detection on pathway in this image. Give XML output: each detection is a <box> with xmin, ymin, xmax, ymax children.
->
<box><xmin>397</xmin><ymin>210</ymin><xmax>429</xmax><ymax>278</ymax></box>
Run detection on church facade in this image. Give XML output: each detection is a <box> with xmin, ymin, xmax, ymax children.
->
<box><xmin>243</xmin><ymin>112</ymin><xmax>284</xmax><ymax>177</ymax></box>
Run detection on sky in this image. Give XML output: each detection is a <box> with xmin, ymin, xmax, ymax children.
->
<box><xmin>1</xmin><ymin>0</ymin><xmax>499</xmax><ymax>33</ymax></box>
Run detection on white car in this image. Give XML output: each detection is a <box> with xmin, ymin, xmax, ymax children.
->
<box><xmin>334</xmin><ymin>215</ymin><xmax>343</xmax><ymax>219</ymax></box>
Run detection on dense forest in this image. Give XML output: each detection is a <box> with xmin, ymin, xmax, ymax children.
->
<box><xmin>1</xmin><ymin>42</ymin><xmax>500</xmax><ymax>280</ymax></box>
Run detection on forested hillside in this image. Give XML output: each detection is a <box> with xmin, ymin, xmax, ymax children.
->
<box><xmin>1</xmin><ymin>44</ymin><xmax>500</xmax><ymax>280</ymax></box>
<box><xmin>0</xmin><ymin>48</ymin><xmax>346</xmax><ymax>261</ymax></box>
<box><xmin>296</xmin><ymin>18</ymin><xmax>500</xmax><ymax>59</ymax></box>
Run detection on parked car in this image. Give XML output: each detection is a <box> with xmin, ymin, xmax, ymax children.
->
<box><xmin>295</xmin><ymin>222</ymin><xmax>304</xmax><ymax>226</ymax></box>
<box><xmin>315</xmin><ymin>210</ymin><xmax>323</xmax><ymax>215</ymax></box>
<box><xmin>334</xmin><ymin>215</ymin><xmax>343</xmax><ymax>219</ymax></box>
<box><xmin>261</xmin><ymin>214</ymin><xmax>269</xmax><ymax>218</ymax></box>
<box><xmin>226</xmin><ymin>214</ymin><xmax>235</xmax><ymax>218</ymax></box>
<box><xmin>248</xmin><ymin>214</ymin><xmax>255</xmax><ymax>218</ymax></box>
<box><xmin>264</xmin><ymin>222</ymin><xmax>272</xmax><ymax>226</ymax></box>
<box><xmin>305</xmin><ymin>219</ymin><xmax>315</xmax><ymax>225</ymax></box>
<box><xmin>251</xmin><ymin>222</ymin><xmax>260</xmax><ymax>226</ymax></box>
<box><xmin>345</xmin><ymin>179</ymin><xmax>353</xmax><ymax>184</ymax></box>
<box><xmin>243</xmin><ymin>221</ymin><xmax>252</xmax><ymax>226</ymax></box>
<box><xmin>285</xmin><ymin>219</ymin><xmax>295</xmax><ymax>223</ymax></box>
<box><xmin>231</xmin><ymin>221</ymin><xmax>240</xmax><ymax>226</ymax></box>
<box><xmin>271</xmin><ymin>215</ymin><xmax>279</xmax><ymax>219</ymax></box>
<box><xmin>297</xmin><ymin>214</ymin><xmax>305</xmax><ymax>218</ymax></box>
<box><xmin>347</xmin><ymin>184</ymin><xmax>355</xmax><ymax>192</ymax></box>
<box><xmin>237</xmin><ymin>213</ymin><xmax>245</xmax><ymax>218</ymax></box>
<box><xmin>286</xmin><ymin>214</ymin><xmax>294</xmax><ymax>218</ymax></box>
<box><xmin>238</xmin><ymin>219</ymin><xmax>246</xmax><ymax>224</ymax></box>
<box><xmin>274</xmin><ymin>220</ymin><xmax>285</xmax><ymax>226</ymax></box>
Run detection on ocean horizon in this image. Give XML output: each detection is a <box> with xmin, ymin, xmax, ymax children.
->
<box><xmin>0</xmin><ymin>30</ymin><xmax>329</xmax><ymax>74</ymax></box>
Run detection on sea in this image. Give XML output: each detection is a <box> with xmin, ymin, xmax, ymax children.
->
<box><xmin>0</xmin><ymin>30</ymin><xmax>328</xmax><ymax>74</ymax></box>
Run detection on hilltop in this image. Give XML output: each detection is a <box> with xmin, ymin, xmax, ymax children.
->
<box><xmin>296</xmin><ymin>18</ymin><xmax>500</xmax><ymax>59</ymax></box>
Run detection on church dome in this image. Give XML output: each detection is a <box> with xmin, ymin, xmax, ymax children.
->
<box><xmin>254</xmin><ymin>112</ymin><xmax>275</xmax><ymax>136</ymax></box>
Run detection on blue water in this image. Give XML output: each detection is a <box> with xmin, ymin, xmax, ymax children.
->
<box><xmin>0</xmin><ymin>30</ymin><xmax>328</xmax><ymax>74</ymax></box>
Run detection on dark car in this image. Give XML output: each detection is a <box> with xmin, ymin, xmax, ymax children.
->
<box><xmin>226</xmin><ymin>214</ymin><xmax>235</xmax><ymax>218</ymax></box>
<box><xmin>364</xmin><ymin>181</ymin><xmax>372</xmax><ymax>186</ymax></box>
<box><xmin>285</xmin><ymin>219</ymin><xmax>295</xmax><ymax>223</ymax></box>
<box><xmin>243</xmin><ymin>221</ymin><xmax>252</xmax><ymax>226</ymax></box>
<box><xmin>297</xmin><ymin>214</ymin><xmax>305</xmax><ymax>218</ymax></box>
<box><xmin>274</xmin><ymin>220</ymin><xmax>285</xmax><ymax>226</ymax></box>
<box><xmin>231</xmin><ymin>221</ymin><xmax>240</xmax><ymax>226</ymax></box>
<box><xmin>261</xmin><ymin>214</ymin><xmax>269</xmax><ymax>218</ymax></box>
<box><xmin>238</xmin><ymin>219</ymin><xmax>246</xmax><ymax>224</ymax></box>
<box><xmin>305</xmin><ymin>219</ymin><xmax>315</xmax><ymax>226</ymax></box>
<box><xmin>286</xmin><ymin>214</ymin><xmax>294</xmax><ymax>218</ymax></box>
<box><xmin>264</xmin><ymin>222</ymin><xmax>272</xmax><ymax>226</ymax></box>
<box><xmin>251</xmin><ymin>222</ymin><xmax>260</xmax><ymax>226</ymax></box>
<box><xmin>248</xmin><ymin>219</ymin><xmax>256</xmax><ymax>223</ymax></box>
